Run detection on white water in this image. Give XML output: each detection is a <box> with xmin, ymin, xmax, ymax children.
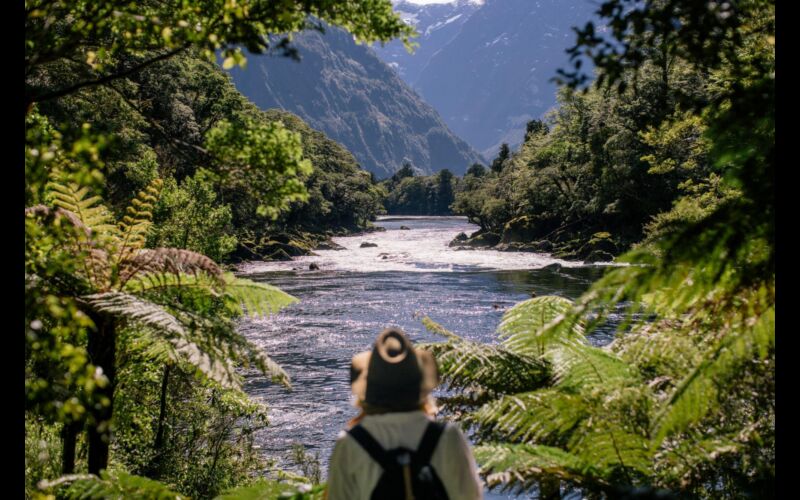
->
<box><xmin>238</xmin><ymin>216</ymin><xmax>585</xmax><ymax>275</ymax></box>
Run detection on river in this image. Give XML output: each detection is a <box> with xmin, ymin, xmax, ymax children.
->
<box><xmin>236</xmin><ymin>216</ymin><xmax>613</xmax><ymax>499</ymax></box>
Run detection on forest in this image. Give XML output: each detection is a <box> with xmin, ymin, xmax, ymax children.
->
<box><xmin>25</xmin><ymin>0</ymin><xmax>773</xmax><ymax>498</ymax></box>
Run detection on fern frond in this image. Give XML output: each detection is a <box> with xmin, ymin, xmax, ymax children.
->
<box><xmin>472</xmin><ymin>389</ymin><xmax>588</xmax><ymax>445</ymax></box>
<box><xmin>566</xmin><ymin>421</ymin><xmax>652</xmax><ymax>479</ymax></box>
<box><xmin>419</xmin><ymin>315</ymin><xmax>462</xmax><ymax>340</ymax></box>
<box><xmin>474</xmin><ymin>443</ymin><xmax>599</xmax><ymax>491</ymax></box>
<box><xmin>45</xmin><ymin>179</ymin><xmax>117</xmax><ymax>238</ymax></box>
<box><xmin>422</xmin><ymin>340</ymin><xmax>549</xmax><ymax>395</ymax></box>
<box><xmin>120</xmin><ymin>248</ymin><xmax>224</xmax><ymax>286</ymax></box>
<box><xmin>123</xmin><ymin>270</ymin><xmax>224</xmax><ymax>296</ymax></box>
<box><xmin>38</xmin><ymin>470</ymin><xmax>186</xmax><ymax>499</ymax></box>
<box><xmin>548</xmin><ymin>339</ymin><xmax>636</xmax><ymax>391</ymax></box>
<box><xmin>498</xmin><ymin>296</ymin><xmax>584</xmax><ymax>356</ymax></box>
<box><xmin>652</xmin><ymin>305</ymin><xmax>775</xmax><ymax>443</ymax></box>
<box><xmin>223</xmin><ymin>274</ymin><xmax>299</xmax><ymax>317</ymax></box>
<box><xmin>116</xmin><ymin>178</ymin><xmax>163</xmax><ymax>256</ymax></box>
<box><xmin>83</xmin><ymin>292</ymin><xmax>240</xmax><ymax>388</ymax></box>
<box><xmin>215</xmin><ymin>480</ymin><xmax>326</xmax><ymax>500</ymax></box>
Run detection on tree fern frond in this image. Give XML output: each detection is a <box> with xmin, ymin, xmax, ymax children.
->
<box><xmin>45</xmin><ymin>179</ymin><xmax>118</xmax><ymax>238</ymax></box>
<box><xmin>116</xmin><ymin>178</ymin><xmax>163</xmax><ymax>255</ymax></box>
<box><xmin>498</xmin><ymin>296</ymin><xmax>584</xmax><ymax>356</ymax></box>
<box><xmin>83</xmin><ymin>292</ymin><xmax>240</xmax><ymax>388</ymax></box>
<box><xmin>548</xmin><ymin>339</ymin><xmax>636</xmax><ymax>391</ymax></box>
<box><xmin>419</xmin><ymin>315</ymin><xmax>462</xmax><ymax>340</ymax></box>
<box><xmin>223</xmin><ymin>274</ymin><xmax>298</xmax><ymax>317</ymax></box>
<box><xmin>25</xmin><ymin>205</ymin><xmax>91</xmax><ymax>238</ymax></box>
<box><xmin>472</xmin><ymin>389</ymin><xmax>588</xmax><ymax>445</ymax></box>
<box><xmin>566</xmin><ymin>422</ymin><xmax>652</xmax><ymax>479</ymax></box>
<box><xmin>123</xmin><ymin>270</ymin><xmax>224</xmax><ymax>296</ymax></box>
<box><xmin>422</xmin><ymin>340</ymin><xmax>549</xmax><ymax>395</ymax></box>
<box><xmin>38</xmin><ymin>470</ymin><xmax>186</xmax><ymax>499</ymax></box>
<box><xmin>652</xmin><ymin>305</ymin><xmax>775</xmax><ymax>443</ymax></box>
<box><xmin>215</xmin><ymin>480</ymin><xmax>326</xmax><ymax>500</ymax></box>
<box><xmin>84</xmin><ymin>291</ymin><xmax>186</xmax><ymax>336</ymax></box>
<box><xmin>474</xmin><ymin>443</ymin><xmax>599</xmax><ymax>491</ymax></box>
<box><xmin>120</xmin><ymin>248</ymin><xmax>224</xmax><ymax>286</ymax></box>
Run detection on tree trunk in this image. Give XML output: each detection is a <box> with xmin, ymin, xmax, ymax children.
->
<box><xmin>61</xmin><ymin>420</ymin><xmax>82</xmax><ymax>474</ymax></box>
<box><xmin>86</xmin><ymin>313</ymin><xmax>117</xmax><ymax>475</ymax></box>
<box><xmin>154</xmin><ymin>364</ymin><xmax>171</xmax><ymax>452</ymax></box>
<box><xmin>539</xmin><ymin>477</ymin><xmax>561</xmax><ymax>500</ymax></box>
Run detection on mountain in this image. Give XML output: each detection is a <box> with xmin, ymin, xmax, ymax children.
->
<box><xmin>227</xmin><ymin>24</ymin><xmax>484</xmax><ymax>178</ymax></box>
<box><xmin>375</xmin><ymin>0</ymin><xmax>597</xmax><ymax>159</ymax></box>
<box><xmin>374</xmin><ymin>0</ymin><xmax>483</xmax><ymax>86</ymax></box>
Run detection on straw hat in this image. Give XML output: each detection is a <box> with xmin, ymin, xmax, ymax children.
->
<box><xmin>350</xmin><ymin>327</ymin><xmax>439</xmax><ymax>411</ymax></box>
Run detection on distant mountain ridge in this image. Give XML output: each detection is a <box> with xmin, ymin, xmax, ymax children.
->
<box><xmin>227</xmin><ymin>24</ymin><xmax>483</xmax><ymax>178</ymax></box>
<box><xmin>375</xmin><ymin>0</ymin><xmax>483</xmax><ymax>86</ymax></box>
<box><xmin>376</xmin><ymin>0</ymin><xmax>597</xmax><ymax>159</ymax></box>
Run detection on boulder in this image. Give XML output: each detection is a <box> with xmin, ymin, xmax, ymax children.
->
<box><xmin>309</xmin><ymin>262</ymin><xmax>320</xmax><ymax>270</ymax></box>
<box><xmin>463</xmin><ymin>232</ymin><xmax>501</xmax><ymax>247</ymax></box>
<box><xmin>360</xmin><ymin>242</ymin><xmax>378</xmax><ymax>248</ymax></box>
<box><xmin>500</xmin><ymin>215</ymin><xmax>558</xmax><ymax>244</ymax></box>
<box><xmin>577</xmin><ymin>232</ymin><xmax>619</xmax><ymax>259</ymax></box>
<box><xmin>448</xmin><ymin>232</ymin><xmax>469</xmax><ymax>247</ymax></box>
<box><xmin>399</xmin><ymin>225</ymin><xmax>411</xmax><ymax>230</ymax></box>
<box><xmin>584</xmin><ymin>250</ymin><xmax>615</xmax><ymax>263</ymax></box>
<box><xmin>315</xmin><ymin>240</ymin><xmax>345</xmax><ymax>251</ymax></box>
<box><xmin>267</xmin><ymin>248</ymin><xmax>293</xmax><ymax>261</ymax></box>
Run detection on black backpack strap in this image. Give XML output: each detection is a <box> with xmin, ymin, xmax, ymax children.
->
<box><xmin>416</xmin><ymin>421</ymin><xmax>446</xmax><ymax>464</ymax></box>
<box><xmin>347</xmin><ymin>425</ymin><xmax>392</xmax><ymax>470</ymax></box>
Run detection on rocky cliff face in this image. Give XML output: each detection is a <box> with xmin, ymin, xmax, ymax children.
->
<box><xmin>227</xmin><ymin>24</ymin><xmax>483</xmax><ymax>178</ymax></box>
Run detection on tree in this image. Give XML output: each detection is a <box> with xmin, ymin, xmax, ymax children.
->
<box><xmin>436</xmin><ymin>0</ymin><xmax>774</xmax><ymax>496</ymax></box>
<box><xmin>25</xmin><ymin>0</ymin><xmax>414</xmax><ymax>109</ymax></box>
<box><xmin>466</xmin><ymin>163</ymin><xmax>486</xmax><ymax>178</ymax></box>
<box><xmin>26</xmin><ymin>171</ymin><xmax>295</xmax><ymax>475</ymax></box>
<box><xmin>490</xmin><ymin>143</ymin><xmax>510</xmax><ymax>173</ymax></box>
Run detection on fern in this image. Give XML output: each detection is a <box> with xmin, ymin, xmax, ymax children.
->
<box><xmin>38</xmin><ymin>470</ymin><xmax>186</xmax><ymax>499</ymax></box>
<box><xmin>223</xmin><ymin>274</ymin><xmax>299</xmax><ymax>318</ymax></box>
<box><xmin>116</xmin><ymin>178</ymin><xmax>162</xmax><ymax>256</ymax></box>
<box><xmin>472</xmin><ymin>389</ymin><xmax>588</xmax><ymax>445</ymax></box>
<box><xmin>84</xmin><ymin>292</ymin><xmax>240</xmax><ymax>388</ymax></box>
<box><xmin>653</xmin><ymin>304</ymin><xmax>774</xmax><ymax>442</ymax></box>
<box><xmin>423</xmin><ymin>340</ymin><xmax>549</xmax><ymax>395</ymax></box>
<box><xmin>474</xmin><ymin>443</ymin><xmax>598</xmax><ymax>490</ymax></box>
<box><xmin>120</xmin><ymin>248</ymin><xmax>224</xmax><ymax>287</ymax></box>
<box><xmin>46</xmin><ymin>177</ymin><xmax>118</xmax><ymax>238</ymax></box>
<box><xmin>498</xmin><ymin>296</ymin><xmax>584</xmax><ymax>356</ymax></box>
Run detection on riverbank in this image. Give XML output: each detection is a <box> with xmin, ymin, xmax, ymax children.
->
<box><xmin>447</xmin><ymin>215</ymin><xmax>623</xmax><ymax>263</ymax></box>
<box><xmin>225</xmin><ymin>223</ymin><xmax>388</xmax><ymax>263</ymax></box>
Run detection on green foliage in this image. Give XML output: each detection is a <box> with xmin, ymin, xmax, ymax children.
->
<box><xmin>206</xmin><ymin>117</ymin><xmax>312</xmax><ymax>221</ymax></box>
<box><xmin>382</xmin><ymin>168</ymin><xmax>459</xmax><ymax>215</ymax></box>
<box><xmin>262</xmin><ymin>109</ymin><xmax>386</xmax><ymax>232</ymax></box>
<box><xmin>26</xmin><ymin>0</ymin><xmax>414</xmax><ymax>106</ymax></box>
<box><xmin>149</xmin><ymin>172</ymin><xmax>238</xmax><ymax>262</ymax></box>
<box><xmin>38</xmin><ymin>470</ymin><xmax>186</xmax><ymax>499</ymax></box>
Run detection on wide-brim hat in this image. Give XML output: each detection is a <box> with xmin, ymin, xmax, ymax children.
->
<box><xmin>350</xmin><ymin>327</ymin><xmax>439</xmax><ymax>411</ymax></box>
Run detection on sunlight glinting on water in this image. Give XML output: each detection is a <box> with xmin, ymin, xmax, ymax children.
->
<box><xmin>237</xmin><ymin>216</ymin><xmax>585</xmax><ymax>275</ymax></box>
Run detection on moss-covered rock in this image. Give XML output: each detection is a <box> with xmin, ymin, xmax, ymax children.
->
<box><xmin>464</xmin><ymin>232</ymin><xmax>501</xmax><ymax>247</ymax></box>
<box><xmin>500</xmin><ymin>215</ymin><xmax>559</xmax><ymax>244</ymax></box>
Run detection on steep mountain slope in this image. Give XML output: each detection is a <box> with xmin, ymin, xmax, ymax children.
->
<box><xmin>374</xmin><ymin>0</ymin><xmax>483</xmax><ymax>86</ymax></box>
<box><xmin>381</xmin><ymin>0</ymin><xmax>596</xmax><ymax>158</ymax></box>
<box><xmin>227</xmin><ymin>24</ymin><xmax>483</xmax><ymax>178</ymax></box>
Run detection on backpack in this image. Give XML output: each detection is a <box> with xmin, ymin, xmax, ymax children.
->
<box><xmin>347</xmin><ymin>421</ymin><xmax>450</xmax><ymax>500</ymax></box>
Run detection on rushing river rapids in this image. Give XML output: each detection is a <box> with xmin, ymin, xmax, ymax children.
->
<box><xmin>236</xmin><ymin>216</ymin><xmax>615</xmax><ymax>498</ymax></box>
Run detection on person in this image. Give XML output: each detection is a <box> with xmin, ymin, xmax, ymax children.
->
<box><xmin>326</xmin><ymin>327</ymin><xmax>483</xmax><ymax>500</ymax></box>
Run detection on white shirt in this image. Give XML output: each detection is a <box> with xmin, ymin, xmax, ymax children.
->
<box><xmin>326</xmin><ymin>410</ymin><xmax>483</xmax><ymax>500</ymax></box>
